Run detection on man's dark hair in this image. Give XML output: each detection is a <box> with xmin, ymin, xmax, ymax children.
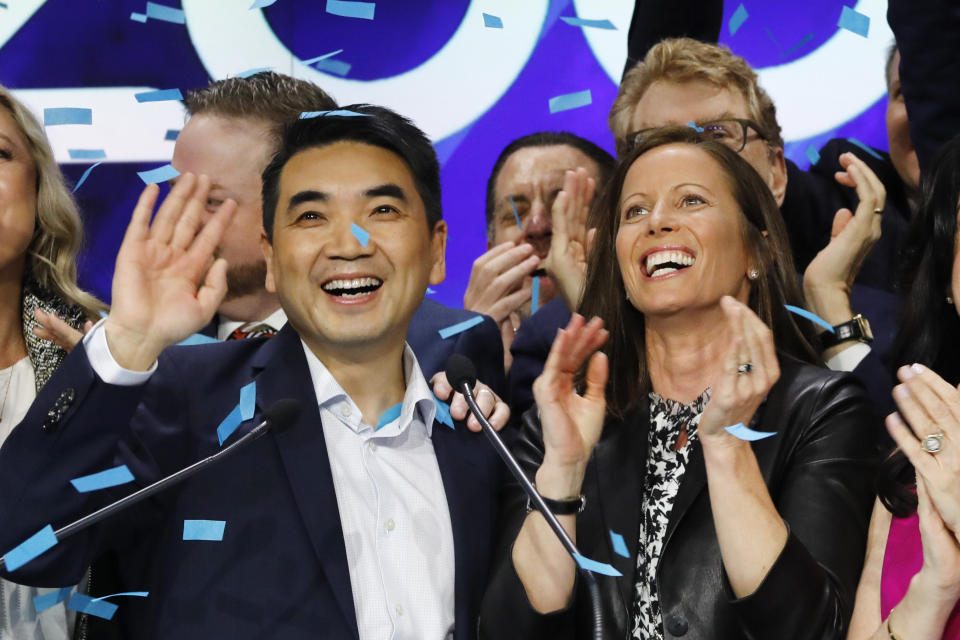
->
<box><xmin>484</xmin><ymin>132</ymin><xmax>615</xmax><ymax>231</ymax></box>
<box><xmin>183</xmin><ymin>71</ymin><xmax>337</xmax><ymax>146</ymax></box>
<box><xmin>261</xmin><ymin>104</ymin><xmax>442</xmax><ymax>241</ymax></box>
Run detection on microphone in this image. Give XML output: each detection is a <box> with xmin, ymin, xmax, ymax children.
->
<box><xmin>0</xmin><ymin>399</ymin><xmax>302</xmax><ymax>570</ymax></box>
<box><xmin>445</xmin><ymin>354</ymin><xmax>604</xmax><ymax>640</ymax></box>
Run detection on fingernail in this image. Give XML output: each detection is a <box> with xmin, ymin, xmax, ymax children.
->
<box><xmin>894</xmin><ymin>384</ymin><xmax>910</xmax><ymax>399</ymax></box>
<box><xmin>911</xmin><ymin>363</ymin><xmax>926</xmax><ymax>375</ymax></box>
<box><xmin>898</xmin><ymin>365</ymin><xmax>915</xmax><ymax>380</ymax></box>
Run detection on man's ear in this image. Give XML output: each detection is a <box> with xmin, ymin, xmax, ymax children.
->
<box><xmin>260</xmin><ymin>232</ymin><xmax>276</xmax><ymax>293</ymax></box>
<box><xmin>429</xmin><ymin>220</ymin><xmax>447</xmax><ymax>285</ymax></box>
<box><xmin>767</xmin><ymin>146</ymin><xmax>788</xmax><ymax>207</ymax></box>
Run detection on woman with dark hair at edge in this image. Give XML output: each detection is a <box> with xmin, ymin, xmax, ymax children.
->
<box><xmin>479</xmin><ymin>126</ymin><xmax>881</xmax><ymax>639</ymax></box>
<box><xmin>0</xmin><ymin>83</ymin><xmax>105</xmax><ymax>639</ymax></box>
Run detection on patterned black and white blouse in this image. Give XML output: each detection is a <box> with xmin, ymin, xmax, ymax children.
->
<box><xmin>631</xmin><ymin>388</ymin><xmax>711</xmax><ymax>640</ymax></box>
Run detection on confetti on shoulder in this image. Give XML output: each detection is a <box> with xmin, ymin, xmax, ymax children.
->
<box><xmin>3</xmin><ymin>524</ymin><xmax>58</xmax><ymax>572</ymax></box>
<box><xmin>137</xmin><ymin>163</ymin><xmax>179</xmax><ymax>185</ymax></box>
<box><xmin>548</xmin><ymin>90</ymin><xmax>592</xmax><ymax>114</ymax></box>
<box><xmin>70</xmin><ymin>464</ymin><xmax>135</xmax><ymax>493</ymax></box>
<box><xmin>183</xmin><ymin>519</ymin><xmax>226</xmax><ymax>541</ymax></box>
<box><xmin>438</xmin><ymin>316</ymin><xmax>484</xmax><ymax>339</ymax></box>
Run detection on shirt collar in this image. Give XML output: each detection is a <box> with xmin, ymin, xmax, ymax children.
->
<box><xmin>299</xmin><ymin>341</ymin><xmax>437</xmax><ymax>436</ymax></box>
<box><xmin>217</xmin><ymin>308</ymin><xmax>289</xmax><ymax>341</ymax></box>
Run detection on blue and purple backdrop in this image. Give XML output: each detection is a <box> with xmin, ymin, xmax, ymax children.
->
<box><xmin>1</xmin><ymin>0</ymin><xmax>891</xmax><ymax>309</ymax></box>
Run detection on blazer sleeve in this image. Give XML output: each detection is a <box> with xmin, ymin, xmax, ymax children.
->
<box><xmin>727</xmin><ymin>372</ymin><xmax>880</xmax><ymax>639</ymax></box>
<box><xmin>0</xmin><ymin>345</ymin><xmax>185</xmax><ymax>586</ymax></box>
<box><xmin>623</xmin><ymin>0</ymin><xmax>723</xmax><ymax>78</ymax></box>
<box><xmin>478</xmin><ymin>409</ymin><xmax>577</xmax><ymax>640</ymax></box>
<box><xmin>887</xmin><ymin>0</ymin><xmax>960</xmax><ymax>175</ymax></box>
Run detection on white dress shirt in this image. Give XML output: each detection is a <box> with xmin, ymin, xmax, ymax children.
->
<box><xmin>825</xmin><ymin>342</ymin><xmax>871</xmax><ymax>372</ymax></box>
<box><xmin>83</xmin><ymin>323</ymin><xmax>456</xmax><ymax>639</ymax></box>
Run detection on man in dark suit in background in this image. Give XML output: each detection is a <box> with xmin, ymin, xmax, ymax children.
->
<box><xmin>0</xmin><ymin>106</ymin><xmax>502</xmax><ymax>639</ymax></box>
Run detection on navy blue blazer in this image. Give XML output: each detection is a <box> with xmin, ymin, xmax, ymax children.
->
<box><xmin>0</xmin><ymin>324</ymin><xmax>502</xmax><ymax>639</ymax></box>
<box><xmin>201</xmin><ymin>298</ymin><xmax>504</xmax><ymax>391</ymax></box>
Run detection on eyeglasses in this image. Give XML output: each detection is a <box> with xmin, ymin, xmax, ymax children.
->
<box><xmin>626</xmin><ymin>118</ymin><xmax>769</xmax><ymax>153</ymax></box>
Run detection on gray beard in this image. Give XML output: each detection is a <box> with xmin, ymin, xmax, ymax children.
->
<box><xmin>224</xmin><ymin>260</ymin><xmax>268</xmax><ymax>301</ymax></box>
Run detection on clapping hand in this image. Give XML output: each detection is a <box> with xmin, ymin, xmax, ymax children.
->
<box><xmin>541</xmin><ymin>168</ymin><xmax>596</xmax><ymax>310</ymax></box>
<box><xmin>103</xmin><ymin>174</ymin><xmax>236</xmax><ymax>370</ymax></box>
<box><xmin>698</xmin><ymin>297</ymin><xmax>781</xmax><ymax>444</ymax></box>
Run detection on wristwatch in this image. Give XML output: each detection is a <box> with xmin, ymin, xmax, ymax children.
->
<box><xmin>526</xmin><ymin>492</ymin><xmax>586</xmax><ymax>515</ymax></box>
<box><xmin>820</xmin><ymin>314</ymin><xmax>873</xmax><ymax>348</ymax></box>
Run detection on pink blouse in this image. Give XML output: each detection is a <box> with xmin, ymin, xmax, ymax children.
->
<box><xmin>881</xmin><ymin>511</ymin><xmax>960</xmax><ymax>638</ymax></box>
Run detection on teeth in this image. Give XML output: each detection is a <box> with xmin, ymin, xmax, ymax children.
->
<box><xmin>645</xmin><ymin>250</ymin><xmax>695</xmax><ymax>276</ymax></box>
<box><xmin>322</xmin><ymin>277</ymin><xmax>383</xmax><ymax>292</ymax></box>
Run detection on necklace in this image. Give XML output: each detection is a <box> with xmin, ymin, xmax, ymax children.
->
<box><xmin>0</xmin><ymin>365</ymin><xmax>14</xmax><ymax>424</ymax></box>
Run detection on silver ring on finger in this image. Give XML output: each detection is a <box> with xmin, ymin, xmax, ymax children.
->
<box><xmin>873</xmin><ymin>207</ymin><xmax>883</xmax><ymax>214</ymax></box>
<box><xmin>736</xmin><ymin>362</ymin><xmax>754</xmax><ymax>375</ymax></box>
<box><xmin>920</xmin><ymin>431</ymin><xmax>945</xmax><ymax>454</ymax></box>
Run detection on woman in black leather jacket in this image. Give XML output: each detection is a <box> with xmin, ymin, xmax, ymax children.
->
<box><xmin>479</xmin><ymin>127</ymin><xmax>880</xmax><ymax>640</ymax></box>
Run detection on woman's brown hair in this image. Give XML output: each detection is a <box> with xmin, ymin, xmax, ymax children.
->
<box><xmin>578</xmin><ymin>126</ymin><xmax>820</xmax><ymax>417</ymax></box>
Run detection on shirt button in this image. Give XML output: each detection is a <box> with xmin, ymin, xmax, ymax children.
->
<box><xmin>369</xmin><ymin>441</ymin><xmax>378</xmax><ymax>451</ymax></box>
<box><xmin>395</xmin><ymin>604</ymin><xmax>403</xmax><ymax>616</ymax></box>
<box><xmin>339</xmin><ymin>404</ymin><xmax>352</xmax><ymax>417</ymax></box>
<box><xmin>385</xmin><ymin>518</ymin><xmax>395</xmax><ymax>532</ymax></box>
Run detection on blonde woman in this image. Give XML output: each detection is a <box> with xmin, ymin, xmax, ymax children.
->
<box><xmin>0</xmin><ymin>84</ymin><xmax>105</xmax><ymax>639</ymax></box>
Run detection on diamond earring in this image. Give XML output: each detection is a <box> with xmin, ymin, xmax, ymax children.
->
<box><xmin>748</xmin><ymin>268</ymin><xmax>760</xmax><ymax>280</ymax></box>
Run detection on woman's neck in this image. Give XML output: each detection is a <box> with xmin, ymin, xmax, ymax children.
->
<box><xmin>0</xmin><ymin>262</ymin><xmax>26</xmax><ymax>369</ymax></box>
<box><xmin>645</xmin><ymin>305</ymin><xmax>733</xmax><ymax>404</ymax></box>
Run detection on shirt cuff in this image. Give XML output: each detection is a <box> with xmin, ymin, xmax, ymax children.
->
<box><xmin>83</xmin><ymin>318</ymin><xmax>158</xmax><ymax>385</ymax></box>
<box><xmin>825</xmin><ymin>342</ymin><xmax>872</xmax><ymax>372</ymax></box>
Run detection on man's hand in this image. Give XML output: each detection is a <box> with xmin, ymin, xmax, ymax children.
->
<box><xmin>541</xmin><ymin>168</ymin><xmax>596</xmax><ymax>310</ymax></box>
<box><xmin>32</xmin><ymin>309</ymin><xmax>93</xmax><ymax>353</ymax></box>
<box><xmin>431</xmin><ymin>371</ymin><xmax>510</xmax><ymax>432</ymax></box>
<box><xmin>463</xmin><ymin>242</ymin><xmax>538</xmax><ymax>322</ymax></box>
<box><xmin>103</xmin><ymin>174</ymin><xmax>236</xmax><ymax>371</ymax></box>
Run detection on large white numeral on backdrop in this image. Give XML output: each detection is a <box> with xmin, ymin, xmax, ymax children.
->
<box><xmin>182</xmin><ymin>0</ymin><xmax>549</xmax><ymax>143</ymax></box>
<box><xmin>573</xmin><ymin>0</ymin><xmax>892</xmax><ymax>142</ymax></box>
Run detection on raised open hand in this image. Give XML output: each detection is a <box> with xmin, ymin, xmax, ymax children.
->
<box><xmin>541</xmin><ymin>168</ymin><xmax>596</xmax><ymax>310</ymax></box>
<box><xmin>887</xmin><ymin>364</ymin><xmax>960</xmax><ymax>537</ymax></box>
<box><xmin>803</xmin><ymin>153</ymin><xmax>886</xmax><ymax>326</ymax></box>
<box><xmin>532</xmin><ymin>314</ymin><xmax>608</xmax><ymax>483</ymax></box>
<box><xmin>103</xmin><ymin>174</ymin><xmax>236</xmax><ymax>370</ymax></box>
<box><xmin>699</xmin><ymin>297</ymin><xmax>781</xmax><ymax>443</ymax></box>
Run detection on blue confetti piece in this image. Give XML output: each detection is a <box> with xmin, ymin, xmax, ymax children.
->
<box><xmin>314</xmin><ymin>58</ymin><xmax>352</xmax><ymax>76</ymax></box>
<box><xmin>763</xmin><ymin>26</ymin><xmax>780</xmax><ymax>47</ymax></box>
<box><xmin>438</xmin><ymin>316</ymin><xmax>484</xmax><ymax>339</ymax></box>
<box><xmin>164</xmin><ymin>129</ymin><xmax>179</xmax><ymax>141</ymax></box>
<box><xmin>177</xmin><ymin>333</ymin><xmax>218</xmax><ymax>346</ymax></box>
<box><xmin>805</xmin><ymin>145</ymin><xmax>821</xmax><ymax>166</ymax></box>
<box><xmin>728</xmin><ymin>3</ymin><xmax>748</xmax><ymax>35</ymax></box>
<box><xmin>236</xmin><ymin>67</ymin><xmax>273</xmax><ymax>78</ymax></box>
<box><xmin>130</xmin><ymin>12</ymin><xmax>148</xmax><ymax>22</ymax></box>
<box><xmin>44</xmin><ymin>108</ymin><xmax>92</xmax><ymax>126</ymax></box>
<box><xmin>725</xmin><ymin>422</ymin><xmax>777</xmax><ymax>441</ymax></box>
<box><xmin>548</xmin><ymin>90</ymin><xmax>592</xmax><ymax>114</ymax></box>
<box><xmin>145</xmin><ymin>2</ymin><xmax>186</xmax><ymax>24</ymax></box>
<box><xmin>784</xmin><ymin>304</ymin><xmax>835</xmax><ymax>333</ymax></box>
<box><xmin>687</xmin><ymin>121</ymin><xmax>704</xmax><ymax>132</ymax></box>
<box><xmin>351</xmin><ymin>222</ymin><xmax>370</xmax><ymax>247</ymax></box>
<box><xmin>217</xmin><ymin>404</ymin><xmax>243</xmax><ymax>446</ymax></box>
<box><xmin>183</xmin><ymin>519</ymin><xmax>226</xmax><ymax>541</ymax></box>
<box><xmin>432</xmin><ymin>392</ymin><xmax>454</xmax><ymax>429</ymax></box>
<box><xmin>838</xmin><ymin>6</ymin><xmax>870</xmax><ymax>38</ymax></box>
<box><xmin>326</xmin><ymin>0</ymin><xmax>374</xmax><ymax>20</ymax></box>
<box><xmin>559</xmin><ymin>17</ymin><xmax>615</xmax><ymax>30</ymax></box>
<box><xmin>0</xmin><ymin>2</ymin><xmax>8</xmax><ymax>7</ymax></box>
<box><xmin>137</xmin><ymin>163</ymin><xmax>180</xmax><ymax>185</ymax></box>
<box><xmin>91</xmin><ymin>591</ymin><xmax>149</xmax><ymax>602</ymax></box>
<box><xmin>68</xmin><ymin>149</ymin><xmax>106</xmax><ymax>160</ymax></box>
<box><xmin>299</xmin><ymin>109</ymin><xmax>368</xmax><ymax>119</ymax></box>
<box><xmin>33</xmin><ymin>587</ymin><xmax>73</xmax><ymax>613</ymax></box>
<box><xmin>509</xmin><ymin>196</ymin><xmax>523</xmax><ymax>230</ymax></box>
<box><xmin>482</xmin><ymin>13</ymin><xmax>502</xmax><ymax>28</ymax></box>
<box><xmin>609</xmin><ymin>530</ymin><xmax>629</xmax><ymax>558</ymax></box>
<box><xmin>531</xmin><ymin>277</ymin><xmax>540</xmax><ymax>315</ymax></box>
<box><xmin>3</xmin><ymin>525</ymin><xmax>57</xmax><ymax>572</ymax></box>
<box><xmin>847</xmin><ymin>138</ymin><xmax>884</xmax><ymax>161</ymax></box>
<box><xmin>376</xmin><ymin>402</ymin><xmax>402</xmax><ymax>430</ymax></box>
<box><xmin>70</xmin><ymin>465</ymin><xmax>135</xmax><ymax>493</ymax></box>
<box><xmin>239</xmin><ymin>381</ymin><xmax>257</xmax><ymax>421</ymax></box>
<box><xmin>426</xmin><ymin>287</ymin><xmax>437</xmax><ymax>295</ymax></box>
<box><xmin>67</xmin><ymin>594</ymin><xmax>117</xmax><ymax>620</ymax></box>
<box><xmin>72</xmin><ymin>161</ymin><xmax>103</xmax><ymax>194</ymax></box>
<box><xmin>249</xmin><ymin>0</ymin><xmax>277</xmax><ymax>8</ymax></box>
<box><xmin>303</xmin><ymin>49</ymin><xmax>343</xmax><ymax>65</ymax></box>
<box><xmin>573</xmin><ymin>553</ymin><xmax>622</xmax><ymax>576</ymax></box>
<box><xmin>781</xmin><ymin>33</ymin><xmax>814</xmax><ymax>57</ymax></box>
<box><xmin>135</xmin><ymin>88</ymin><xmax>183</xmax><ymax>103</ymax></box>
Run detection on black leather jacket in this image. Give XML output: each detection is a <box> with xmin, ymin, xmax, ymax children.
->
<box><xmin>480</xmin><ymin>357</ymin><xmax>880</xmax><ymax>639</ymax></box>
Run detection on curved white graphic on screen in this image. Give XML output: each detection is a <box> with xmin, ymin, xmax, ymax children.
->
<box><xmin>14</xmin><ymin>88</ymin><xmax>185</xmax><ymax>164</ymax></box>
<box><xmin>574</xmin><ymin>0</ymin><xmax>892</xmax><ymax>142</ymax></box>
<box><xmin>182</xmin><ymin>0</ymin><xmax>548</xmax><ymax>142</ymax></box>
<box><xmin>0</xmin><ymin>0</ymin><xmax>48</xmax><ymax>50</ymax></box>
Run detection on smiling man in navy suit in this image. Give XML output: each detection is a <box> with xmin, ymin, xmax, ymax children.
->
<box><xmin>0</xmin><ymin>106</ymin><xmax>502</xmax><ymax>639</ymax></box>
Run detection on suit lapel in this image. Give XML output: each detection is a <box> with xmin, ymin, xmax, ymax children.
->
<box><xmin>251</xmin><ymin>326</ymin><xmax>359</xmax><ymax>638</ymax></box>
<box><xmin>592</xmin><ymin>405</ymin><xmax>648</xmax><ymax>615</ymax></box>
